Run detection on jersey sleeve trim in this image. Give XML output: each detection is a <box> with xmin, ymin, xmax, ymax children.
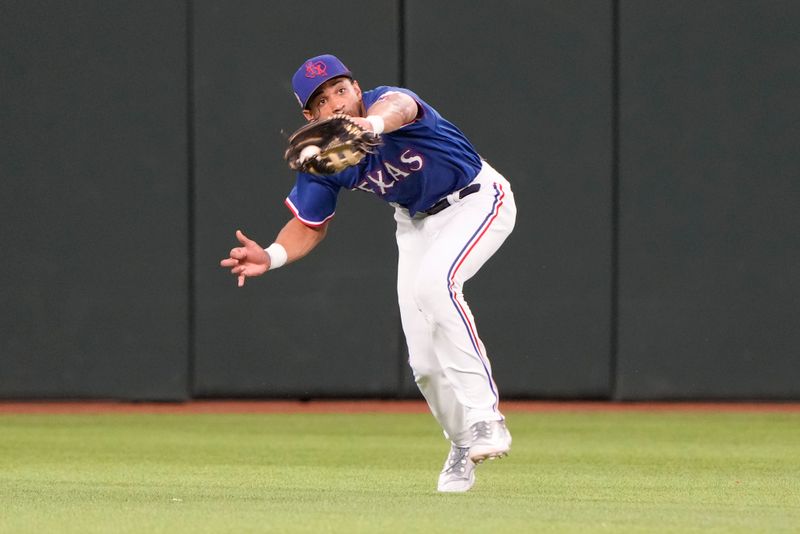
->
<box><xmin>284</xmin><ymin>197</ymin><xmax>334</xmax><ymax>227</ymax></box>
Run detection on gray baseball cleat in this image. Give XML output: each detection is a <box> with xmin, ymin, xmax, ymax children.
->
<box><xmin>468</xmin><ymin>420</ymin><xmax>512</xmax><ymax>463</ymax></box>
<box><xmin>437</xmin><ymin>444</ymin><xmax>476</xmax><ymax>492</ymax></box>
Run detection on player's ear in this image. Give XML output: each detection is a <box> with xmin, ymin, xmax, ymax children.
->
<box><xmin>352</xmin><ymin>79</ymin><xmax>362</xmax><ymax>99</ymax></box>
<box><xmin>302</xmin><ymin>109</ymin><xmax>315</xmax><ymax>122</ymax></box>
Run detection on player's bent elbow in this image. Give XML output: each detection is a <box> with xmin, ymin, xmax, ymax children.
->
<box><xmin>314</xmin><ymin>220</ymin><xmax>329</xmax><ymax>240</ymax></box>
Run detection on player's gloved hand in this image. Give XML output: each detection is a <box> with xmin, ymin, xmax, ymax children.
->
<box><xmin>284</xmin><ymin>114</ymin><xmax>382</xmax><ymax>175</ymax></box>
<box><xmin>220</xmin><ymin>230</ymin><xmax>269</xmax><ymax>287</ymax></box>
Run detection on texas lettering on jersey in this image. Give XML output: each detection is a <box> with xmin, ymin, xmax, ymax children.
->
<box><xmin>354</xmin><ymin>149</ymin><xmax>424</xmax><ymax>196</ymax></box>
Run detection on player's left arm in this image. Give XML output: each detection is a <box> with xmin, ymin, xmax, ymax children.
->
<box><xmin>353</xmin><ymin>92</ymin><xmax>419</xmax><ymax>134</ymax></box>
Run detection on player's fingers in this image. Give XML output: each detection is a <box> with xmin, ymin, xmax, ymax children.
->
<box><xmin>237</xmin><ymin>274</ymin><xmax>246</xmax><ymax>287</ymax></box>
<box><xmin>348</xmin><ymin>116</ymin><xmax>371</xmax><ymax>131</ymax></box>
<box><xmin>230</xmin><ymin>247</ymin><xmax>246</xmax><ymax>260</ymax></box>
<box><xmin>220</xmin><ymin>258</ymin><xmax>239</xmax><ymax>267</ymax></box>
<box><xmin>236</xmin><ymin>229</ymin><xmax>252</xmax><ymax>246</ymax></box>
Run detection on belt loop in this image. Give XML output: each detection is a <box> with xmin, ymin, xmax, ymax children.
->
<box><xmin>424</xmin><ymin>183</ymin><xmax>482</xmax><ymax>216</ymax></box>
<box><xmin>445</xmin><ymin>190</ymin><xmax>460</xmax><ymax>206</ymax></box>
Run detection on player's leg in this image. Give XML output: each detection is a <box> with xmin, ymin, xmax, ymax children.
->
<box><xmin>394</xmin><ymin>208</ymin><xmax>471</xmax><ymax>447</ymax></box>
<box><xmin>413</xmin><ymin>166</ymin><xmax>517</xmax><ymax>431</ymax></box>
<box><xmin>397</xmin><ymin>212</ymin><xmax>478</xmax><ymax>491</ymax></box>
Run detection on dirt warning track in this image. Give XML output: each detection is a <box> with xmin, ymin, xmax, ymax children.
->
<box><xmin>1</xmin><ymin>399</ymin><xmax>799</xmax><ymax>414</ymax></box>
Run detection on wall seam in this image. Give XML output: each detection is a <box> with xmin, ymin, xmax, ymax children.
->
<box><xmin>610</xmin><ymin>0</ymin><xmax>621</xmax><ymax>401</ymax></box>
<box><xmin>186</xmin><ymin>0</ymin><xmax>196</xmax><ymax>400</ymax></box>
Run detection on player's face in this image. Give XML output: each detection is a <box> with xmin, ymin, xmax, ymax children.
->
<box><xmin>303</xmin><ymin>77</ymin><xmax>363</xmax><ymax>121</ymax></box>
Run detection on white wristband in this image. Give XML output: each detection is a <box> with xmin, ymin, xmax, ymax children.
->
<box><xmin>366</xmin><ymin>115</ymin><xmax>385</xmax><ymax>135</ymax></box>
<box><xmin>264</xmin><ymin>243</ymin><xmax>288</xmax><ymax>270</ymax></box>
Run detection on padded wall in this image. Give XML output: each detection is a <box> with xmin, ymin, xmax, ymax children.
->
<box><xmin>191</xmin><ymin>0</ymin><xmax>403</xmax><ymax>397</ymax></box>
<box><xmin>401</xmin><ymin>0</ymin><xmax>614</xmax><ymax>398</ymax></box>
<box><xmin>0</xmin><ymin>1</ymin><xmax>189</xmax><ymax>399</ymax></box>
<box><xmin>3</xmin><ymin>1</ymin><xmax>797</xmax><ymax>401</ymax></box>
<box><xmin>616</xmin><ymin>0</ymin><xmax>800</xmax><ymax>399</ymax></box>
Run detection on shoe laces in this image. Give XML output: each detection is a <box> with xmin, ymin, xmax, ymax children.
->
<box><xmin>471</xmin><ymin>421</ymin><xmax>494</xmax><ymax>440</ymax></box>
<box><xmin>443</xmin><ymin>445</ymin><xmax>470</xmax><ymax>475</ymax></box>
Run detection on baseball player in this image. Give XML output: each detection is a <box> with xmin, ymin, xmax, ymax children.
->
<box><xmin>220</xmin><ymin>54</ymin><xmax>517</xmax><ymax>492</ymax></box>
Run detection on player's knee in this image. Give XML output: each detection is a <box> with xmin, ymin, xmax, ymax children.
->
<box><xmin>409</xmin><ymin>359</ymin><xmax>440</xmax><ymax>386</ymax></box>
<box><xmin>412</xmin><ymin>275</ymin><xmax>450</xmax><ymax>316</ymax></box>
<box><xmin>407</xmin><ymin>345</ymin><xmax>440</xmax><ymax>379</ymax></box>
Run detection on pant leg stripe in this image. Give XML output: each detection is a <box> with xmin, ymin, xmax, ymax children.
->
<box><xmin>446</xmin><ymin>182</ymin><xmax>505</xmax><ymax>410</ymax></box>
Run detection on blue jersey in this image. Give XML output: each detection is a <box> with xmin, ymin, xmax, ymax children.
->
<box><xmin>285</xmin><ymin>86</ymin><xmax>483</xmax><ymax>225</ymax></box>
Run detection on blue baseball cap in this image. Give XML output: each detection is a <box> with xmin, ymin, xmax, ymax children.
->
<box><xmin>292</xmin><ymin>54</ymin><xmax>352</xmax><ymax>109</ymax></box>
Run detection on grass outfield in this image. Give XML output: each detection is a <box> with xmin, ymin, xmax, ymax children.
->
<box><xmin>1</xmin><ymin>410</ymin><xmax>798</xmax><ymax>533</ymax></box>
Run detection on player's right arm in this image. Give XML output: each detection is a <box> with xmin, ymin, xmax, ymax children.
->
<box><xmin>274</xmin><ymin>216</ymin><xmax>329</xmax><ymax>264</ymax></box>
<box><xmin>220</xmin><ymin>217</ymin><xmax>329</xmax><ymax>287</ymax></box>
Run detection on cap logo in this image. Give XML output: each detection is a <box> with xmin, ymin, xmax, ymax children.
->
<box><xmin>304</xmin><ymin>61</ymin><xmax>327</xmax><ymax>79</ymax></box>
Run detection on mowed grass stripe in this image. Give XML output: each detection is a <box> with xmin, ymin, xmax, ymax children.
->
<box><xmin>1</xmin><ymin>411</ymin><xmax>798</xmax><ymax>533</ymax></box>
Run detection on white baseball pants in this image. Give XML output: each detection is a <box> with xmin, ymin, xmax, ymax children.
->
<box><xmin>394</xmin><ymin>161</ymin><xmax>517</xmax><ymax>447</ymax></box>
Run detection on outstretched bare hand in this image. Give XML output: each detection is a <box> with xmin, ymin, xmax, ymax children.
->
<box><xmin>220</xmin><ymin>230</ymin><xmax>269</xmax><ymax>287</ymax></box>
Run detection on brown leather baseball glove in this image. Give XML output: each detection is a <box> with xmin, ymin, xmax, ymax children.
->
<box><xmin>284</xmin><ymin>114</ymin><xmax>382</xmax><ymax>175</ymax></box>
